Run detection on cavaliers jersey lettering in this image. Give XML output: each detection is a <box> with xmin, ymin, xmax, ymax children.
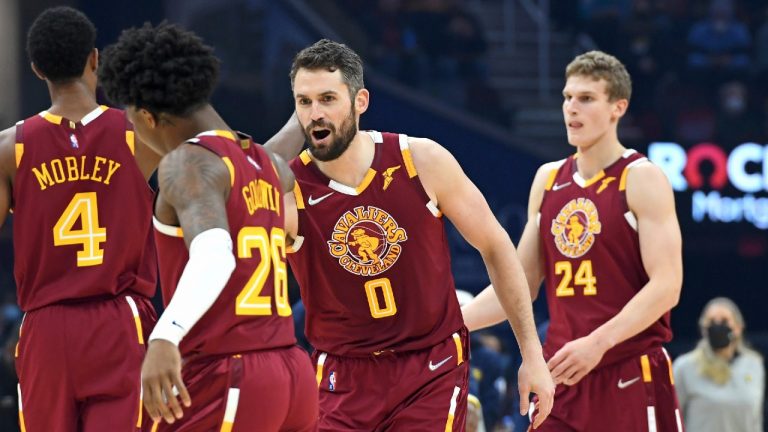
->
<box><xmin>539</xmin><ymin>150</ymin><xmax>672</xmax><ymax>368</ymax></box>
<box><xmin>12</xmin><ymin>106</ymin><xmax>156</xmax><ymax>311</ymax></box>
<box><xmin>153</xmin><ymin>131</ymin><xmax>295</xmax><ymax>359</ymax></box>
<box><xmin>30</xmin><ymin>155</ymin><xmax>122</xmax><ymax>190</ymax></box>
<box><xmin>287</xmin><ymin>131</ymin><xmax>464</xmax><ymax>356</ymax></box>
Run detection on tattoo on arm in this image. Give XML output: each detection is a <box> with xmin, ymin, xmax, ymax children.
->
<box><xmin>158</xmin><ymin>144</ymin><xmax>232</xmax><ymax>247</ymax></box>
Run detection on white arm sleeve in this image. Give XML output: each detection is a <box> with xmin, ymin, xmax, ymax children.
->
<box><xmin>149</xmin><ymin>228</ymin><xmax>236</xmax><ymax>346</ymax></box>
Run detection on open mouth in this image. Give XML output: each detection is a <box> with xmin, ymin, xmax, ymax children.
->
<box><xmin>312</xmin><ymin>129</ymin><xmax>331</xmax><ymax>140</ymax></box>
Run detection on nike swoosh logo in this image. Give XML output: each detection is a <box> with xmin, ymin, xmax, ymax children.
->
<box><xmin>171</xmin><ymin>320</ymin><xmax>185</xmax><ymax>331</ymax></box>
<box><xmin>307</xmin><ymin>192</ymin><xmax>334</xmax><ymax>206</ymax></box>
<box><xmin>552</xmin><ymin>182</ymin><xmax>572</xmax><ymax>191</ymax></box>
<box><xmin>428</xmin><ymin>355</ymin><xmax>453</xmax><ymax>372</ymax></box>
<box><xmin>617</xmin><ymin>376</ymin><xmax>640</xmax><ymax>389</ymax></box>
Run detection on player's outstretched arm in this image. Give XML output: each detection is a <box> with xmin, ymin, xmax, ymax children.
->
<box><xmin>142</xmin><ymin>144</ymin><xmax>238</xmax><ymax>424</ymax></box>
<box><xmin>461</xmin><ymin>162</ymin><xmax>554</xmax><ymax>331</ymax></box>
<box><xmin>410</xmin><ymin>137</ymin><xmax>554</xmax><ymax>428</ymax></box>
<box><xmin>549</xmin><ymin>162</ymin><xmax>682</xmax><ymax>386</ymax></box>
<box><xmin>263</xmin><ymin>112</ymin><xmax>305</xmax><ymax>162</ymax></box>
<box><xmin>0</xmin><ymin>127</ymin><xmax>15</xmax><ymax>228</ymax></box>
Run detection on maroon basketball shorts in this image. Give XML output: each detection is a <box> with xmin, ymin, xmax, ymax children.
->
<box><xmin>16</xmin><ymin>294</ymin><xmax>156</xmax><ymax>432</ymax></box>
<box><xmin>152</xmin><ymin>345</ymin><xmax>317</xmax><ymax>432</ymax></box>
<box><xmin>312</xmin><ymin>328</ymin><xmax>470</xmax><ymax>431</ymax></box>
<box><xmin>531</xmin><ymin>346</ymin><xmax>684</xmax><ymax>432</ymax></box>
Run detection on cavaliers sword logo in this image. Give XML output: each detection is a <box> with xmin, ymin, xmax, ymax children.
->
<box><xmin>382</xmin><ymin>165</ymin><xmax>401</xmax><ymax>190</ymax></box>
<box><xmin>551</xmin><ymin>198</ymin><xmax>601</xmax><ymax>258</ymax></box>
<box><xmin>327</xmin><ymin>206</ymin><xmax>408</xmax><ymax>276</ymax></box>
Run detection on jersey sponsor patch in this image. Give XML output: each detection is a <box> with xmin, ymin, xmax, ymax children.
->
<box><xmin>551</xmin><ymin>197</ymin><xmax>602</xmax><ymax>258</ymax></box>
<box><xmin>327</xmin><ymin>206</ymin><xmax>408</xmax><ymax>276</ymax></box>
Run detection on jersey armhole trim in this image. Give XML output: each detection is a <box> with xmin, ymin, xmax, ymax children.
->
<box><xmin>153</xmin><ymin>216</ymin><xmax>184</xmax><ymax>238</ymax></box>
<box><xmin>286</xmin><ymin>235</ymin><xmax>304</xmax><ymax>253</ymax></box>
<box><xmin>398</xmin><ymin>134</ymin><xmax>417</xmax><ymax>178</ymax></box>
<box><xmin>619</xmin><ymin>157</ymin><xmax>649</xmax><ymax>191</ymax></box>
<box><xmin>221</xmin><ymin>157</ymin><xmax>235</xmax><ymax>187</ymax></box>
<box><xmin>293</xmin><ymin>181</ymin><xmax>305</xmax><ymax>209</ymax></box>
<box><xmin>426</xmin><ymin>200</ymin><xmax>442</xmax><ymax>217</ymax></box>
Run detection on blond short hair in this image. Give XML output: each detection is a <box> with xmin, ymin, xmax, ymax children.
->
<box><xmin>566</xmin><ymin>51</ymin><xmax>632</xmax><ymax>102</ymax></box>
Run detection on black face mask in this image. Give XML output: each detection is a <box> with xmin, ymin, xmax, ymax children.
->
<box><xmin>707</xmin><ymin>320</ymin><xmax>734</xmax><ymax>350</ymax></box>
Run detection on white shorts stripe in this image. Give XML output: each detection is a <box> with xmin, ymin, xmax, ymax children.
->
<box><xmin>675</xmin><ymin>409</ymin><xmax>683</xmax><ymax>432</ymax></box>
<box><xmin>647</xmin><ymin>406</ymin><xmax>657</xmax><ymax>432</ymax></box>
<box><xmin>223</xmin><ymin>388</ymin><xmax>240</xmax><ymax>422</ymax></box>
<box><xmin>16</xmin><ymin>384</ymin><xmax>22</xmax><ymax>410</ymax></box>
<box><xmin>125</xmin><ymin>296</ymin><xmax>140</xmax><ymax>317</ymax></box>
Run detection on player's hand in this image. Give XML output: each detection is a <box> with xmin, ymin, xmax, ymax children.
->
<box><xmin>548</xmin><ymin>333</ymin><xmax>608</xmax><ymax>386</ymax></box>
<box><xmin>142</xmin><ymin>339</ymin><xmax>191</xmax><ymax>424</ymax></box>
<box><xmin>518</xmin><ymin>355</ymin><xmax>555</xmax><ymax>429</ymax></box>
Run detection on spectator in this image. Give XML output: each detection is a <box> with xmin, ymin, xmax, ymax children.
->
<box><xmin>673</xmin><ymin>297</ymin><xmax>765</xmax><ymax>432</ymax></box>
<box><xmin>687</xmin><ymin>0</ymin><xmax>751</xmax><ymax>83</ymax></box>
<box><xmin>714</xmin><ymin>81</ymin><xmax>762</xmax><ymax>144</ymax></box>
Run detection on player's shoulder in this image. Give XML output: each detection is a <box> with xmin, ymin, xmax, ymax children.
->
<box><xmin>533</xmin><ymin>158</ymin><xmax>568</xmax><ymax>189</ymax></box>
<box><xmin>625</xmin><ymin>159</ymin><xmax>670</xmax><ymax>191</ymax></box>
<box><xmin>0</xmin><ymin>125</ymin><xmax>16</xmax><ymax>157</ymax></box>
<box><xmin>405</xmin><ymin>135</ymin><xmax>455</xmax><ymax>175</ymax></box>
<box><xmin>406</xmin><ymin>135</ymin><xmax>444</xmax><ymax>157</ymax></box>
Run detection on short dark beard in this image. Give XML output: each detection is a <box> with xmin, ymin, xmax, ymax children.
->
<box><xmin>303</xmin><ymin>106</ymin><xmax>357</xmax><ymax>162</ymax></box>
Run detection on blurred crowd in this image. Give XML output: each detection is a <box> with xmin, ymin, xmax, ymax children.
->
<box><xmin>568</xmin><ymin>0</ymin><xmax>768</xmax><ymax>146</ymax></box>
<box><xmin>336</xmin><ymin>0</ymin><xmax>768</xmax><ymax>147</ymax></box>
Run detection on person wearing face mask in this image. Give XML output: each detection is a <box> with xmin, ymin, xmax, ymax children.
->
<box><xmin>673</xmin><ymin>297</ymin><xmax>765</xmax><ymax>432</ymax></box>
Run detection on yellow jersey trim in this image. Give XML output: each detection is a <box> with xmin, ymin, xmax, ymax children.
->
<box><xmin>126</xmin><ymin>131</ymin><xmax>135</xmax><ymax>155</ymax></box>
<box><xmin>14</xmin><ymin>144</ymin><xmax>23</xmax><ymax>168</ymax></box>
<box><xmin>221</xmin><ymin>157</ymin><xmax>235</xmax><ymax>187</ymax></box>
<box><xmin>580</xmin><ymin>170</ymin><xmax>606</xmax><ymax>188</ymax></box>
<box><xmin>544</xmin><ymin>169</ymin><xmax>558</xmax><ymax>191</ymax></box>
<box><xmin>355</xmin><ymin>168</ymin><xmax>377</xmax><ymax>194</ymax></box>
<box><xmin>299</xmin><ymin>150</ymin><xmax>312</xmax><ymax>165</ymax></box>
<box><xmin>293</xmin><ymin>181</ymin><xmax>305</xmax><ymax>210</ymax></box>
<box><xmin>40</xmin><ymin>111</ymin><xmax>63</xmax><ymax>125</ymax></box>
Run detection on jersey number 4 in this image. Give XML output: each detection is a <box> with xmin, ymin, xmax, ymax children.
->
<box><xmin>554</xmin><ymin>260</ymin><xmax>597</xmax><ymax>297</ymax></box>
<box><xmin>235</xmin><ymin>226</ymin><xmax>291</xmax><ymax>316</ymax></box>
<box><xmin>53</xmin><ymin>192</ymin><xmax>107</xmax><ymax>267</ymax></box>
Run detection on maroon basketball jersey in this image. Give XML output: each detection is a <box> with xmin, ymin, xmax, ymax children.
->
<box><xmin>538</xmin><ymin>149</ymin><xmax>672</xmax><ymax>368</ymax></box>
<box><xmin>153</xmin><ymin>130</ymin><xmax>296</xmax><ymax>359</ymax></box>
<box><xmin>12</xmin><ymin>106</ymin><xmax>156</xmax><ymax>311</ymax></box>
<box><xmin>287</xmin><ymin>131</ymin><xmax>464</xmax><ymax>356</ymax></box>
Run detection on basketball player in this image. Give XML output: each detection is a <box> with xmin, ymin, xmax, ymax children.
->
<box><xmin>282</xmin><ymin>39</ymin><xmax>554</xmax><ymax>431</ymax></box>
<box><xmin>98</xmin><ymin>22</ymin><xmax>317</xmax><ymax>431</ymax></box>
<box><xmin>0</xmin><ymin>7</ymin><xmax>160</xmax><ymax>431</ymax></box>
<box><xmin>462</xmin><ymin>51</ymin><xmax>684</xmax><ymax>431</ymax></box>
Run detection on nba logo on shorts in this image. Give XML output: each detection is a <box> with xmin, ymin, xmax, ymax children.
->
<box><xmin>69</xmin><ymin>134</ymin><xmax>79</xmax><ymax>148</ymax></box>
<box><xmin>329</xmin><ymin>371</ymin><xmax>336</xmax><ymax>392</ymax></box>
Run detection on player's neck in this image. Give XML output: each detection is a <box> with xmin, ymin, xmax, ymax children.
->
<box><xmin>316</xmin><ymin>131</ymin><xmax>374</xmax><ymax>187</ymax></box>
<box><xmin>575</xmin><ymin>135</ymin><xmax>625</xmax><ymax>179</ymax></box>
<box><xmin>172</xmin><ymin>105</ymin><xmax>232</xmax><ymax>147</ymax></box>
<box><xmin>46</xmin><ymin>80</ymin><xmax>98</xmax><ymax>121</ymax></box>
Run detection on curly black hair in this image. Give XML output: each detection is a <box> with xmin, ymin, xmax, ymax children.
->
<box><xmin>290</xmin><ymin>39</ymin><xmax>364</xmax><ymax>99</ymax></box>
<box><xmin>99</xmin><ymin>22</ymin><xmax>219</xmax><ymax>117</ymax></box>
<box><xmin>27</xmin><ymin>7</ymin><xmax>96</xmax><ymax>84</ymax></box>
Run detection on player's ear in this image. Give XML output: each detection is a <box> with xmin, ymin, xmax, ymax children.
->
<box><xmin>30</xmin><ymin>63</ymin><xmax>46</xmax><ymax>81</ymax></box>
<box><xmin>89</xmin><ymin>48</ymin><xmax>99</xmax><ymax>72</ymax></box>
<box><xmin>138</xmin><ymin>109</ymin><xmax>158</xmax><ymax>129</ymax></box>
<box><xmin>612</xmin><ymin>98</ymin><xmax>628</xmax><ymax>121</ymax></box>
<box><xmin>355</xmin><ymin>88</ymin><xmax>369</xmax><ymax>115</ymax></box>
